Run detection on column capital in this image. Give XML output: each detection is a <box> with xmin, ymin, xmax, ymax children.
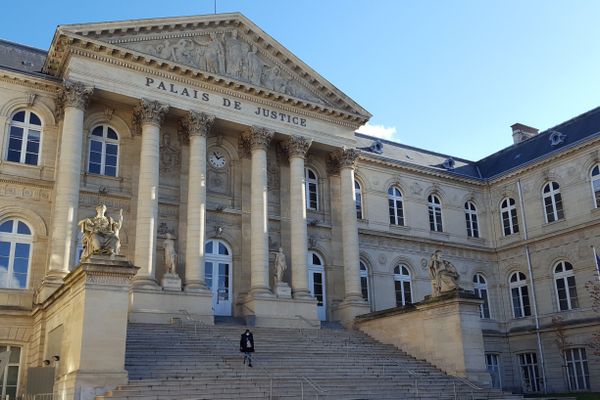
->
<box><xmin>132</xmin><ymin>98</ymin><xmax>169</xmax><ymax>134</ymax></box>
<box><xmin>181</xmin><ymin>110</ymin><xmax>215</xmax><ymax>138</ymax></box>
<box><xmin>284</xmin><ymin>135</ymin><xmax>312</xmax><ymax>159</ymax></box>
<box><xmin>329</xmin><ymin>147</ymin><xmax>360</xmax><ymax>171</ymax></box>
<box><xmin>243</xmin><ymin>126</ymin><xmax>274</xmax><ymax>151</ymax></box>
<box><xmin>56</xmin><ymin>80</ymin><xmax>94</xmax><ymax>118</ymax></box>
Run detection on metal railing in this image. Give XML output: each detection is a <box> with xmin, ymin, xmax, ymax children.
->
<box><xmin>172</xmin><ymin>309</ymin><xmax>208</xmax><ymax>336</ymax></box>
<box><xmin>300</xmin><ymin>376</ymin><xmax>326</xmax><ymax>399</ymax></box>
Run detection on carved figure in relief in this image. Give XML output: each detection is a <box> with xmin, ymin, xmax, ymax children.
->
<box><xmin>226</xmin><ymin>30</ymin><xmax>245</xmax><ymax>78</ymax></box>
<box><xmin>163</xmin><ymin>233</ymin><xmax>177</xmax><ymax>274</ymax></box>
<box><xmin>246</xmin><ymin>45</ymin><xmax>263</xmax><ymax>86</ymax></box>
<box><xmin>160</xmin><ymin>132</ymin><xmax>180</xmax><ymax>172</ymax></box>
<box><xmin>204</xmin><ymin>32</ymin><xmax>225</xmax><ymax>74</ymax></box>
<box><xmin>428</xmin><ymin>250</ymin><xmax>460</xmax><ymax>297</ymax></box>
<box><xmin>272</xmin><ymin>247</ymin><xmax>287</xmax><ymax>283</ymax></box>
<box><xmin>78</xmin><ymin>204</ymin><xmax>123</xmax><ymax>260</ymax></box>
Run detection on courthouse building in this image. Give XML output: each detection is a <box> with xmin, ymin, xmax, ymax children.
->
<box><xmin>0</xmin><ymin>12</ymin><xmax>599</xmax><ymax>398</ymax></box>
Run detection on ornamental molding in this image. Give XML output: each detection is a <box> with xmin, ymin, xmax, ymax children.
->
<box><xmin>180</xmin><ymin>110</ymin><xmax>215</xmax><ymax>138</ymax></box>
<box><xmin>329</xmin><ymin>147</ymin><xmax>360</xmax><ymax>170</ymax></box>
<box><xmin>55</xmin><ymin>80</ymin><xmax>94</xmax><ymax>118</ymax></box>
<box><xmin>284</xmin><ymin>135</ymin><xmax>312</xmax><ymax>159</ymax></box>
<box><xmin>241</xmin><ymin>126</ymin><xmax>274</xmax><ymax>151</ymax></box>
<box><xmin>132</xmin><ymin>98</ymin><xmax>169</xmax><ymax>134</ymax></box>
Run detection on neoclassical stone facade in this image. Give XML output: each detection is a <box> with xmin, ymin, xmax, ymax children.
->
<box><xmin>0</xmin><ymin>12</ymin><xmax>598</xmax><ymax>398</ymax></box>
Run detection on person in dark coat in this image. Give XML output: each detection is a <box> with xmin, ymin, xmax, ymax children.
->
<box><xmin>240</xmin><ymin>329</ymin><xmax>255</xmax><ymax>367</ymax></box>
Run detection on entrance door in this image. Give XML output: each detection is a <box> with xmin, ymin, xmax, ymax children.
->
<box><xmin>308</xmin><ymin>252</ymin><xmax>326</xmax><ymax>321</ymax></box>
<box><xmin>204</xmin><ymin>239</ymin><xmax>232</xmax><ymax>316</ymax></box>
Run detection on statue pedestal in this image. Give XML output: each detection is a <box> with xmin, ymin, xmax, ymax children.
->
<box><xmin>274</xmin><ymin>282</ymin><xmax>292</xmax><ymax>298</ymax></box>
<box><xmin>355</xmin><ymin>290</ymin><xmax>490</xmax><ymax>386</ymax></box>
<box><xmin>161</xmin><ymin>272</ymin><xmax>182</xmax><ymax>291</ymax></box>
<box><xmin>32</xmin><ymin>255</ymin><xmax>138</xmax><ymax>400</ymax></box>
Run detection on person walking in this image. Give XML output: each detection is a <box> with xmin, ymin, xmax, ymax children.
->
<box><xmin>240</xmin><ymin>329</ymin><xmax>255</xmax><ymax>367</ymax></box>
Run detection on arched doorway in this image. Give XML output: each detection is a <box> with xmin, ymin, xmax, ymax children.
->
<box><xmin>204</xmin><ymin>239</ymin><xmax>233</xmax><ymax>316</ymax></box>
<box><xmin>308</xmin><ymin>251</ymin><xmax>326</xmax><ymax>321</ymax></box>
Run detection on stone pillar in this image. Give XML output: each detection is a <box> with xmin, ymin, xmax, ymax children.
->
<box><xmin>244</xmin><ymin>126</ymin><xmax>274</xmax><ymax>295</ymax></box>
<box><xmin>330</xmin><ymin>148</ymin><xmax>370</xmax><ymax>325</ymax></box>
<box><xmin>284</xmin><ymin>135</ymin><xmax>312</xmax><ymax>298</ymax></box>
<box><xmin>46</xmin><ymin>81</ymin><xmax>93</xmax><ymax>283</ymax></box>
<box><xmin>132</xmin><ymin>99</ymin><xmax>169</xmax><ymax>287</ymax></box>
<box><xmin>181</xmin><ymin>111</ymin><xmax>214</xmax><ymax>291</ymax></box>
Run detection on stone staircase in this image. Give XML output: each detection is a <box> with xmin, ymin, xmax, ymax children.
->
<box><xmin>97</xmin><ymin>322</ymin><xmax>522</xmax><ymax>400</ymax></box>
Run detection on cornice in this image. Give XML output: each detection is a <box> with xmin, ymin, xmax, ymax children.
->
<box><xmin>0</xmin><ymin>68</ymin><xmax>60</xmax><ymax>94</ymax></box>
<box><xmin>44</xmin><ymin>21</ymin><xmax>370</xmax><ymax>128</ymax></box>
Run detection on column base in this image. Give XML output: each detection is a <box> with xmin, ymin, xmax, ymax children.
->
<box><xmin>248</xmin><ymin>286</ymin><xmax>274</xmax><ymax>298</ymax></box>
<box><xmin>131</xmin><ymin>275</ymin><xmax>160</xmax><ymax>290</ymax></box>
<box><xmin>240</xmin><ymin>293</ymin><xmax>318</xmax><ymax>328</ymax></box>
<box><xmin>38</xmin><ymin>270</ymin><xmax>69</xmax><ymax>302</ymax></box>
<box><xmin>184</xmin><ymin>280</ymin><xmax>210</xmax><ymax>293</ymax></box>
<box><xmin>333</xmin><ymin>297</ymin><xmax>371</xmax><ymax>328</ymax></box>
<box><xmin>129</xmin><ymin>286</ymin><xmax>213</xmax><ymax>325</ymax></box>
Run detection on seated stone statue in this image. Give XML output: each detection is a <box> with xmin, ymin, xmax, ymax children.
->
<box><xmin>428</xmin><ymin>250</ymin><xmax>460</xmax><ymax>297</ymax></box>
<box><xmin>78</xmin><ymin>204</ymin><xmax>123</xmax><ymax>261</ymax></box>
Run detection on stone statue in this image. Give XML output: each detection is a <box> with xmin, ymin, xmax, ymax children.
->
<box><xmin>163</xmin><ymin>233</ymin><xmax>177</xmax><ymax>274</ymax></box>
<box><xmin>273</xmin><ymin>247</ymin><xmax>287</xmax><ymax>283</ymax></box>
<box><xmin>428</xmin><ymin>250</ymin><xmax>460</xmax><ymax>297</ymax></box>
<box><xmin>78</xmin><ymin>204</ymin><xmax>123</xmax><ymax>260</ymax></box>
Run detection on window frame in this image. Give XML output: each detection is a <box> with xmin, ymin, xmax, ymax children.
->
<box><xmin>304</xmin><ymin>167</ymin><xmax>319</xmax><ymax>211</ymax></box>
<box><xmin>553</xmin><ymin>261</ymin><xmax>578</xmax><ymax>311</ymax></box>
<box><xmin>590</xmin><ymin>164</ymin><xmax>600</xmax><ymax>208</ymax></box>
<box><xmin>0</xmin><ymin>344</ymin><xmax>21</xmax><ymax>399</ymax></box>
<box><xmin>473</xmin><ymin>273</ymin><xmax>491</xmax><ymax>319</ymax></box>
<box><xmin>5</xmin><ymin>110</ymin><xmax>43</xmax><ymax>166</ymax></box>
<box><xmin>87</xmin><ymin>124</ymin><xmax>120</xmax><ymax>177</ymax></box>
<box><xmin>427</xmin><ymin>194</ymin><xmax>443</xmax><ymax>232</ymax></box>
<box><xmin>0</xmin><ymin>219</ymin><xmax>33</xmax><ymax>289</ymax></box>
<box><xmin>388</xmin><ymin>186</ymin><xmax>405</xmax><ymax>226</ymax></box>
<box><xmin>393</xmin><ymin>264</ymin><xmax>412</xmax><ymax>306</ymax></box>
<box><xmin>565</xmin><ymin>348</ymin><xmax>590</xmax><ymax>391</ymax></box>
<box><xmin>500</xmin><ymin>198</ymin><xmax>519</xmax><ymax>236</ymax></box>
<box><xmin>542</xmin><ymin>181</ymin><xmax>564</xmax><ymax>223</ymax></box>
<box><xmin>509</xmin><ymin>272</ymin><xmax>531</xmax><ymax>318</ymax></box>
<box><xmin>518</xmin><ymin>352</ymin><xmax>543</xmax><ymax>393</ymax></box>
<box><xmin>485</xmin><ymin>353</ymin><xmax>502</xmax><ymax>389</ymax></box>
<box><xmin>465</xmin><ymin>201</ymin><xmax>479</xmax><ymax>238</ymax></box>
<box><xmin>355</xmin><ymin>179</ymin><xmax>364</xmax><ymax>219</ymax></box>
<box><xmin>359</xmin><ymin>261</ymin><xmax>370</xmax><ymax>303</ymax></box>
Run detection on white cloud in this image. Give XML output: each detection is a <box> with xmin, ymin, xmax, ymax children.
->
<box><xmin>356</xmin><ymin>123</ymin><xmax>398</xmax><ymax>141</ymax></box>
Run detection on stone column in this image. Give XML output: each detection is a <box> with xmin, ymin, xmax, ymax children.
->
<box><xmin>181</xmin><ymin>111</ymin><xmax>214</xmax><ymax>291</ymax></box>
<box><xmin>284</xmin><ymin>135</ymin><xmax>312</xmax><ymax>298</ymax></box>
<box><xmin>335</xmin><ymin>148</ymin><xmax>363</xmax><ymax>302</ymax></box>
<box><xmin>243</xmin><ymin>126</ymin><xmax>274</xmax><ymax>295</ymax></box>
<box><xmin>46</xmin><ymin>81</ymin><xmax>93</xmax><ymax>281</ymax></box>
<box><xmin>132</xmin><ymin>99</ymin><xmax>169</xmax><ymax>287</ymax></box>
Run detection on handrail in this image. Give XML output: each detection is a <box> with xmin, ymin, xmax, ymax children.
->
<box><xmin>295</xmin><ymin>314</ymin><xmax>321</xmax><ymax>328</ymax></box>
<box><xmin>175</xmin><ymin>309</ymin><xmax>208</xmax><ymax>336</ymax></box>
<box><xmin>301</xmin><ymin>376</ymin><xmax>326</xmax><ymax>399</ymax></box>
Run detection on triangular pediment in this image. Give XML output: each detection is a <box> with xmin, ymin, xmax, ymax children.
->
<box><xmin>44</xmin><ymin>13</ymin><xmax>371</xmax><ymax>125</ymax></box>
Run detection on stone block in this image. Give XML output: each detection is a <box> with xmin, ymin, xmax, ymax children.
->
<box><xmin>129</xmin><ymin>287</ymin><xmax>213</xmax><ymax>325</ymax></box>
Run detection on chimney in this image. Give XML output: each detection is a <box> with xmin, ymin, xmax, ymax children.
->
<box><xmin>511</xmin><ymin>123</ymin><xmax>539</xmax><ymax>144</ymax></box>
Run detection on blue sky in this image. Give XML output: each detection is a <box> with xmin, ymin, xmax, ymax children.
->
<box><xmin>2</xmin><ymin>1</ymin><xmax>600</xmax><ymax>160</ymax></box>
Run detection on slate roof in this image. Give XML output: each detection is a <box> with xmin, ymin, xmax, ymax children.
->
<box><xmin>356</xmin><ymin>106</ymin><xmax>600</xmax><ymax>181</ymax></box>
<box><xmin>0</xmin><ymin>39</ymin><xmax>47</xmax><ymax>76</ymax></box>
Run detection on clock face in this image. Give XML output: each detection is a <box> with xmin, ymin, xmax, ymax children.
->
<box><xmin>209</xmin><ymin>150</ymin><xmax>227</xmax><ymax>169</ymax></box>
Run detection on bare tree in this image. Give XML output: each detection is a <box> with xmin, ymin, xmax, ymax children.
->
<box><xmin>585</xmin><ymin>281</ymin><xmax>600</xmax><ymax>356</ymax></box>
<box><xmin>551</xmin><ymin>315</ymin><xmax>571</xmax><ymax>389</ymax></box>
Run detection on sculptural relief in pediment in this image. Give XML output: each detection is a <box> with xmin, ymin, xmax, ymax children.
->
<box><xmin>119</xmin><ymin>30</ymin><xmax>325</xmax><ymax>105</ymax></box>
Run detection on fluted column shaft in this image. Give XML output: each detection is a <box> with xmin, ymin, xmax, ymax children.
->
<box><xmin>245</xmin><ymin>127</ymin><xmax>274</xmax><ymax>294</ymax></box>
<box><xmin>182</xmin><ymin>111</ymin><xmax>214</xmax><ymax>290</ymax></box>
<box><xmin>337</xmin><ymin>149</ymin><xmax>363</xmax><ymax>301</ymax></box>
<box><xmin>133</xmin><ymin>99</ymin><xmax>169</xmax><ymax>285</ymax></box>
<box><xmin>47</xmin><ymin>81</ymin><xmax>93</xmax><ymax>278</ymax></box>
<box><xmin>286</xmin><ymin>135</ymin><xmax>312</xmax><ymax>298</ymax></box>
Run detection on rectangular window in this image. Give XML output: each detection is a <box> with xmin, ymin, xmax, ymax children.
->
<box><xmin>565</xmin><ymin>348</ymin><xmax>590</xmax><ymax>391</ymax></box>
<box><xmin>518</xmin><ymin>352</ymin><xmax>543</xmax><ymax>393</ymax></box>
<box><xmin>475</xmin><ymin>287</ymin><xmax>490</xmax><ymax>318</ymax></box>
<box><xmin>0</xmin><ymin>345</ymin><xmax>21</xmax><ymax>400</ymax></box>
<box><xmin>360</xmin><ymin>276</ymin><xmax>369</xmax><ymax>301</ymax></box>
<box><xmin>485</xmin><ymin>353</ymin><xmax>501</xmax><ymax>389</ymax></box>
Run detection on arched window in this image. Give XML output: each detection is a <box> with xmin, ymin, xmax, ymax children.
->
<box><xmin>465</xmin><ymin>201</ymin><xmax>479</xmax><ymax>238</ymax></box>
<box><xmin>304</xmin><ymin>167</ymin><xmax>318</xmax><ymax>210</ymax></box>
<box><xmin>542</xmin><ymin>182</ymin><xmax>564</xmax><ymax>223</ymax></box>
<box><xmin>0</xmin><ymin>219</ymin><xmax>33</xmax><ymax>289</ymax></box>
<box><xmin>554</xmin><ymin>261</ymin><xmax>578</xmax><ymax>311</ymax></box>
<box><xmin>355</xmin><ymin>180</ymin><xmax>363</xmax><ymax>219</ymax></box>
<box><xmin>501</xmin><ymin>198</ymin><xmax>519</xmax><ymax>236</ymax></box>
<box><xmin>6</xmin><ymin>110</ymin><xmax>42</xmax><ymax>165</ymax></box>
<box><xmin>394</xmin><ymin>264</ymin><xmax>412</xmax><ymax>306</ymax></box>
<box><xmin>360</xmin><ymin>261</ymin><xmax>369</xmax><ymax>302</ymax></box>
<box><xmin>388</xmin><ymin>186</ymin><xmax>405</xmax><ymax>226</ymax></box>
<box><xmin>88</xmin><ymin>125</ymin><xmax>119</xmax><ymax>177</ymax></box>
<box><xmin>428</xmin><ymin>194</ymin><xmax>443</xmax><ymax>232</ymax></box>
<box><xmin>509</xmin><ymin>272</ymin><xmax>531</xmax><ymax>318</ymax></box>
<box><xmin>473</xmin><ymin>274</ymin><xmax>490</xmax><ymax>318</ymax></box>
<box><xmin>591</xmin><ymin>165</ymin><xmax>600</xmax><ymax>208</ymax></box>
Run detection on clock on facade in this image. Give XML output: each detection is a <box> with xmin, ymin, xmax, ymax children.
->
<box><xmin>209</xmin><ymin>150</ymin><xmax>227</xmax><ymax>169</ymax></box>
